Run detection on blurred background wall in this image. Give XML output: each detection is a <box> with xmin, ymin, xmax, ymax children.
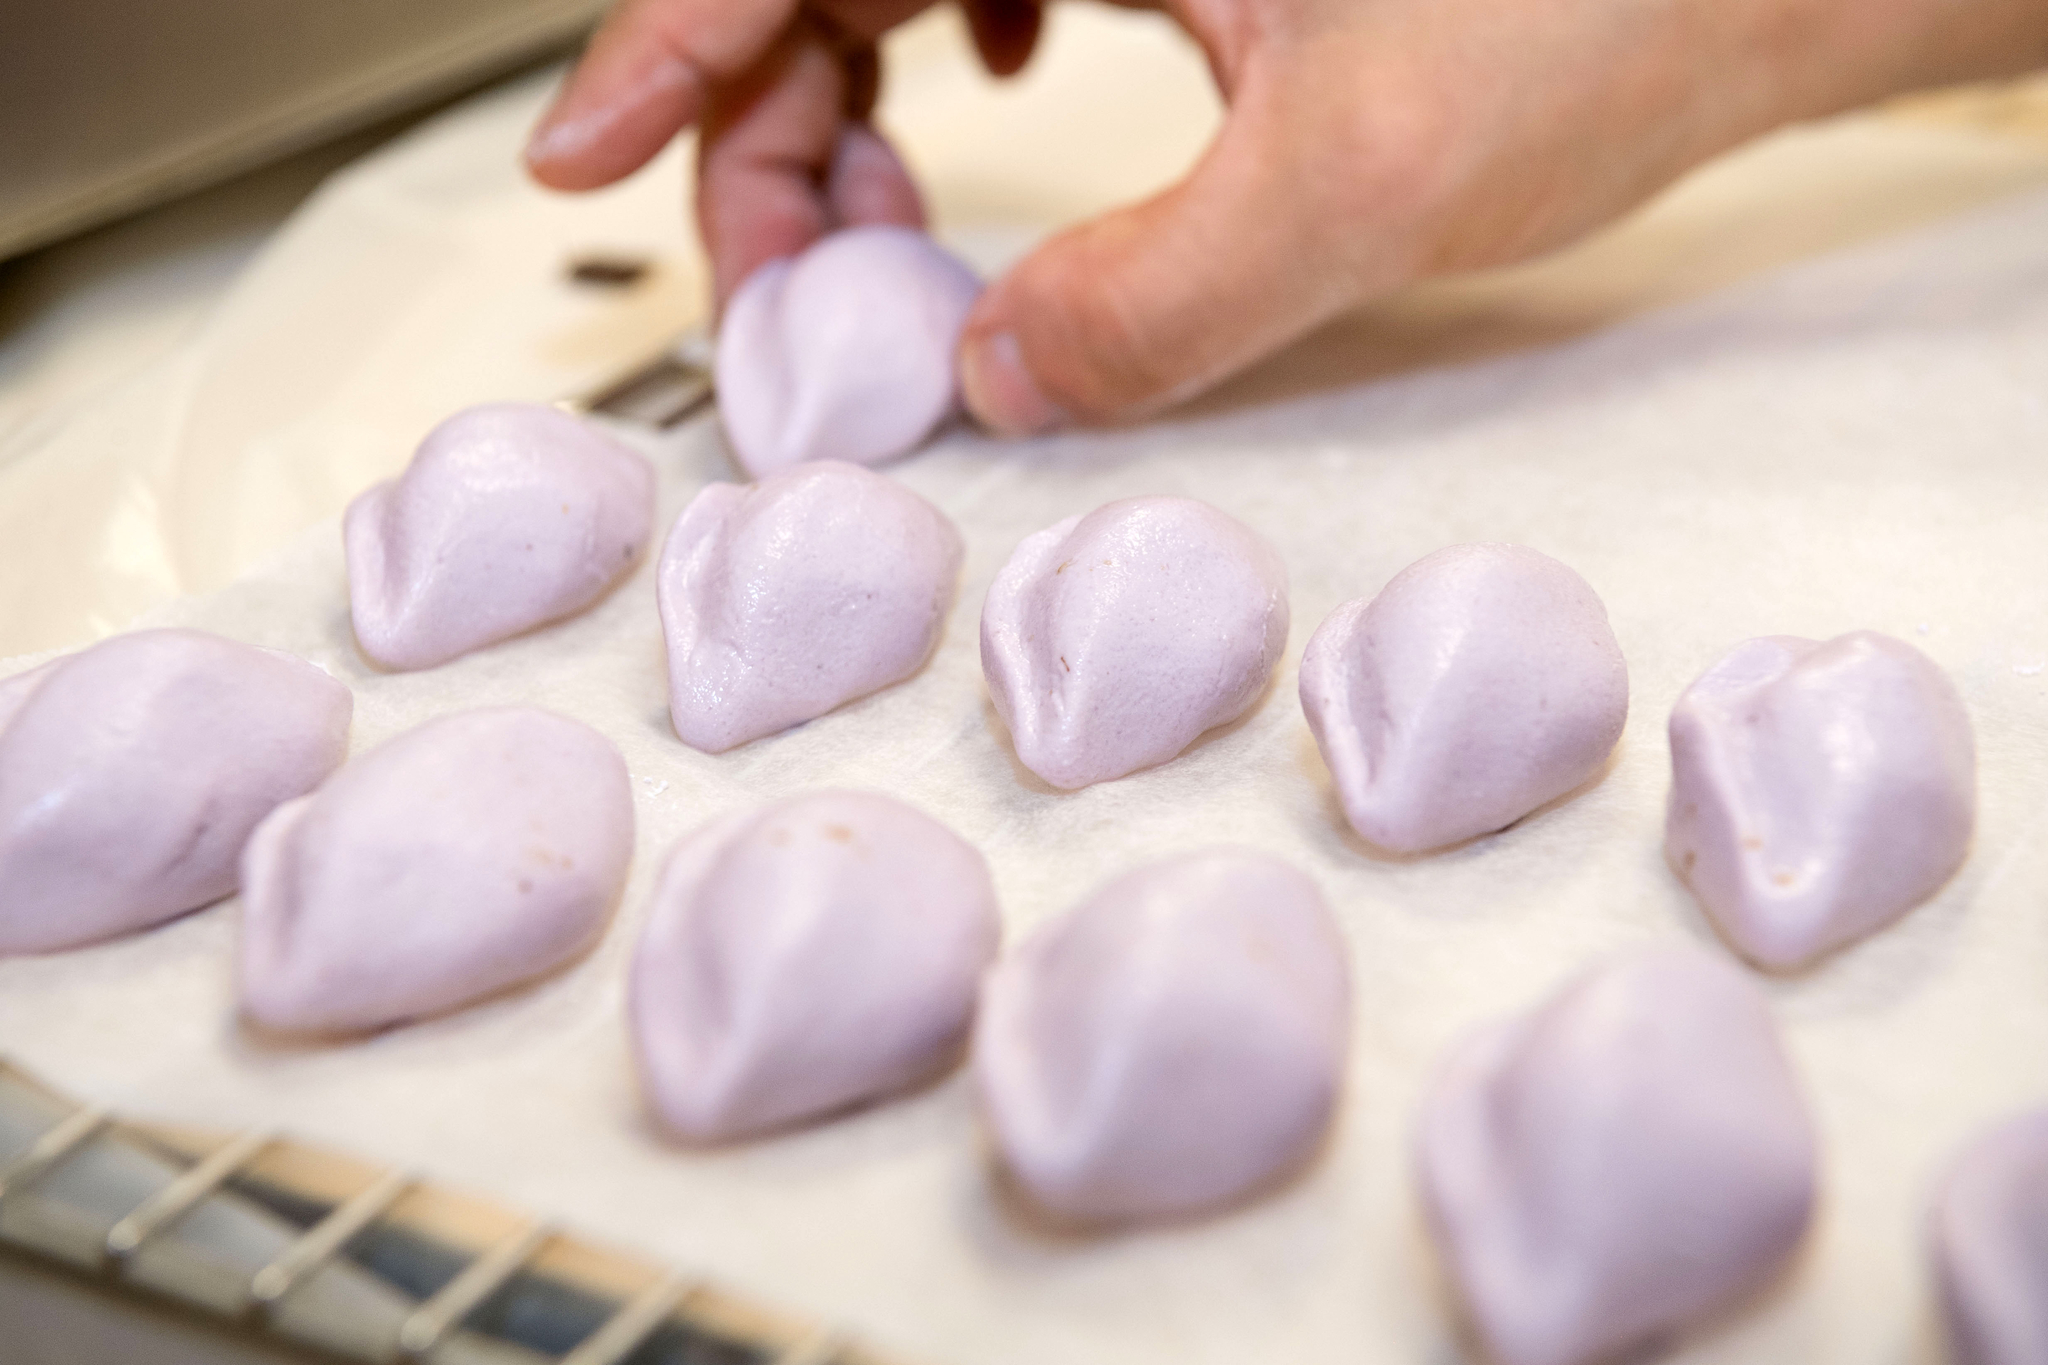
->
<box><xmin>0</xmin><ymin>0</ymin><xmax>608</xmax><ymax>263</ymax></box>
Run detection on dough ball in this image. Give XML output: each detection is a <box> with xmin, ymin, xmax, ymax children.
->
<box><xmin>1930</xmin><ymin>1107</ymin><xmax>2048</xmax><ymax>1365</ymax></box>
<box><xmin>716</xmin><ymin>225</ymin><xmax>981</xmax><ymax>478</ymax></box>
<box><xmin>1298</xmin><ymin>543</ymin><xmax>1628</xmax><ymax>854</ymax></box>
<box><xmin>975</xmin><ymin>850</ymin><xmax>1348</xmax><ymax>1225</ymax></box>
<box><xmin>658</xmin><ymin>460</ymin><xmax>963</xmax><ymax>753</ymax></box>
<box><xmin>1417</xmin><ymin>947</ymin><xmax>1817</xmax><ymax>1365</ymax></box>
<box><xmin>238</xmin><ymin>707</ymin><xmax>632</xmax><ymax>1034</ymax></box>
<box><xmin>346</xmin><ymin>402</ymin><xmax>655</xmax><ymax>671</ymax></box>
<box><xmin>631</xmin><ymin>791</ymin><xmax>1000</xmax><ymax>1142</ymax></box>
<box><xmin>1666</xmin><ymin>630</ymin><xmax>1974</xmax><ymax>970</ymax></box>
<box><xmin>0</xmin><ymin>629</ymin><xmax>351</xmax><ymax>954</ymax></box>
<box><xmin>981</xmin><ymin>497</ymin><xmax>1289</xmax><ymax>789</ymax></box>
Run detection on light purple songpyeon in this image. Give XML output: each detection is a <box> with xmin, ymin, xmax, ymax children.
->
<box><xmin>715</xmin><ymin>225</ymin><xmax>982</xmax><ymax>478</ymax></box>
<box><xmin>631</xmin><ymin>791</ymin><xmax>1000</xmax><ymax>1143</ymax></box>
<box><xmin>657</xmin><ymin>461</ymin><xmax>963</xmax><ymax>753</ymax></box>
<box><xmin>0</xmin><ymin>629</ymin><xmax>351</xmax><ymax>955</ymax></box>
<box><xmin>1930</xmin><ymin>1107</ymin><xmax>2048</xmax><ymax>1365</ymax></box>
<box><xmin>1298</xmin><ymin>543</ymin><xmax>1628</xmax><ymax>854</ymax></box>
<box><xmin>1416</xmin><ymin>948</ymin><xmax>1817</xmax><ymax>1365</ymax></box>
<box><xmin>981</xmin><ymin>497</ymin><xmax>1289</xmax><ymax>790</ymax></box>
<box><xmin>239</xmin><ymin>707</ymin><xmax>633</xmax><ymax>1035</ymax></box>
<box><xmin>975</xmin><ymin>850</ymin><xmax>1349</xmax><ymax>1226</ymax></box>
<box><xmin>346</xmin><ymin>402</ymin><xmax>655</xmax><ymax>671</ymax></box>
<box><xmin>1666</xmin><ymin>631</ymin><xmax>1975</xmax><ymax>971</ymax></box>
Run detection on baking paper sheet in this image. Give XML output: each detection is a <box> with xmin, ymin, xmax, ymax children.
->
<box><xmin>6</xmin><ymin>14</ymin><xmax>2048</xmax><ymax>1364</ymax></box>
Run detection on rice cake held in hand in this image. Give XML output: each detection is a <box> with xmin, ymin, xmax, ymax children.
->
<box><xmin>1665</xmin><ymin>631</ymin><xmax>1975</xmax><ymax>971</ymax></box>
<box><xmin>658</xmin><ymin>461</ymin><xmax>963</xmax><ymax>753</ymax></box>
<box><xmin>1930</xmin><ymin>1108</ymin><xmax>2048</xmax><ymax>1365</ymax></box>
<box><xmin>238</xmin><ymin>707</ymin><xmax>633</xmax><ymax>1035</ymax></box>
<box><xmin>0</xmin><ymin>630</ymin><xmax>351</xmax><ymax>954</ymax></box>
<box><xmin>1417</xmin><ymin>948</ymin><xmax>1817</xmax><ymax>1365</ymax></box>
<box><xmin>981</xmin><ymin>498</ymin><xmax>1289</xmax><ymax>789</ymax></box>
<box><xmin>975</xmin><ymin>850</ymin><xmax>1348</xmax><ymax>1226</ymax></box>
<box><xmin>1299</xmin><ymin>543</ymin><xmax>1628</xmax><ymax>854</ymax></box>
<box><xmin>347</xmin><ymin>402</ymin><xmax>655</xmax><ymax>671</ymax></box>
<box><xmin>716</xmin><ymin>225</ymin><xmax>981</xmax><ymax>478</ymax></box>
<box><xmin>631</xmin><ymin>791</ymin><xmax>1000</xmax><ymax>1143</ymax></box>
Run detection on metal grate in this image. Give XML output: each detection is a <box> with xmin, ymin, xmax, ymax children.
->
<box><xmin>0</xmin><ymin>1057</ymin><xmax>905</xmax><ymax>1365</ymax></box>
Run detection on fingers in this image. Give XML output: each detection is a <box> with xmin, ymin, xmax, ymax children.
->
<box><xmin>525</xmin><ymin>0</ymin><xmax>801</xmax><ymax>190</ymax></box>
<box><xmin>696</xmin><ymin>36</ymin><xmax>845</xmax><ymax>307</ymax></box>
<box><xmin>697</xmin><ymin>29</ymin><xmax>925</xmax><ymax>312</ymax></box>
<box><xmin>958</xmin><ymin>67</ymin><xmax>1424</xmax><ymax>433</ymax></box>
<box><xmin>961</xmin><ymin>0</ymin><xmax>1044</xmax><ymax>77</ymax></box>
<box><xmin>828</xmin><ymin>122</ymin><xmax>927</xmax><ymax>230</ymax></box>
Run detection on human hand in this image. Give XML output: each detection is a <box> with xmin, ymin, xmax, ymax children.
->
<box><xmin>528</xmin><ymin>0</ymin><xmax>2048</xmax><ymax>434</ymax></box>
<box><xmin>525</xmin><ymin>0</ymin><xmax>1036</xmax><ymax>307</ymax></box>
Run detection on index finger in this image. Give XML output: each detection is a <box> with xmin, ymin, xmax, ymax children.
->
<box><xmin>525</xmin><ymin>0</ymin><xmax>802</xmax><ymax>190</ymax></box>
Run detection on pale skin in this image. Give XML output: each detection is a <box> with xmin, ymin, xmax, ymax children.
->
<box><xmin>525</xmin><ymin>0</ymin><xmax>2048</xmax><ymax>434</ymax></box>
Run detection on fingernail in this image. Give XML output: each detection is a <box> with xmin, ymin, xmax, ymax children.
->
<box><xmin>960</xmin><ymin>331</ymin><xmax>1067</xmax><ymax>436</ymax></box>
<box><xmin>524</xmin><ymin>90</ymin><xmax>598</xmax><ymax>169</ymax></box>
<box><xmin>523</xmin><ymin>115</ymin><xmax>586</xmax><ymax>169</ymax></box>
<box><xmin>524</xmin><ymin>56</ymin><xmax>692</xmax><ymax>169</ymax></box>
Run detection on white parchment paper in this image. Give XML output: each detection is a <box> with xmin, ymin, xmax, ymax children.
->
<box><xmin>5</xmin><ymin>17</ymin><xmax>2048</xmax><ymax>1365</ymax></box>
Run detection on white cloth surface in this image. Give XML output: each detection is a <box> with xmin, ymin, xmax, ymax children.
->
<box><xmin>7</xmin><ymin>6</ymin><xmax>2048</xmax><ymax>658</ymax></box>
<box><xmin>5</xmin><ymin>12</ymin><xmax>2048</xmax><ymax>1365</ymax></box>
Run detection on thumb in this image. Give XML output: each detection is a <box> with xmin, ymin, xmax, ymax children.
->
<box><xmin>957</xmin><ymin>79</ymin><xmax>1424</xmax><ymax>433</ymax></box>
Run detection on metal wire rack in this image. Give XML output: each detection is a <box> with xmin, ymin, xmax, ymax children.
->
<box><xmin>0</xmin><ymin>1057</ymin><xmax>902</xmax><ymax>1365</ymax></box>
